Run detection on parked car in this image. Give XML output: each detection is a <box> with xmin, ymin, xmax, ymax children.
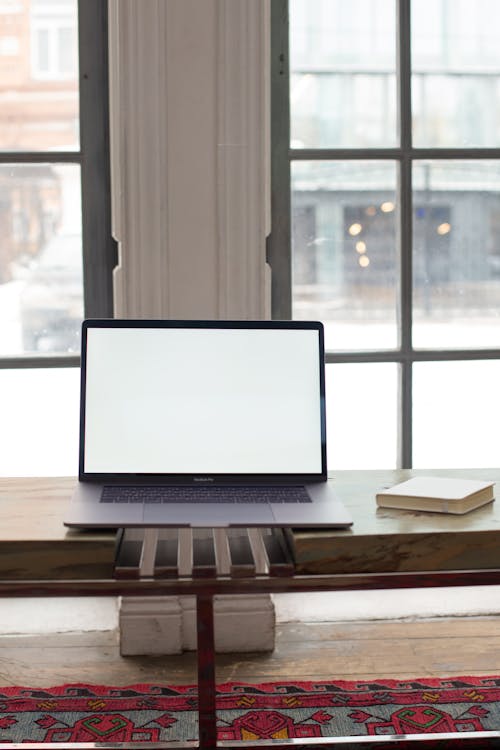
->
<box><xmin>20</xmin><ymin>234</ymin><xmax>83</xmax><ymax>354</ymax></box>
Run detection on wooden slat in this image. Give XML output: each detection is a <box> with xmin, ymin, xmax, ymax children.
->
<box><xmin>227</xmin><ymin>529</ymin><xmax>256</xmax><ymax>577</ymax></box>
<box><xmin>114</xmin><ymin>529</ymin><xmax>142</xmax><ymax>579</ymax></box>
<box><xmin>154</xmin><ymin>530</ymin><xmax>179</xmax><ymax>578</ymax></box>
<box><xmin>192</xmin><ymin>531</ymin><xmax>217</xmax><ymax>578</ymax></box>
<box><xmin>262</xmin><ymin>528</ymin><xmax>295</xmax><ymax>577</ymax></box>
<box><xmin>178</xmin><ymin>527</ymin><xmax>193</xmax><ymax>577</ymax></box>
<box><xmin>139</xmin><ymin>527</ymin><xmax>158</xmax><ymax>577</ymax></box>
<box><xmin>247</xmin><ymin>526</ymin><xmax>269</xmax><ymax>574</ymax></box>
<box><xmin>213</xmin><ymin>528</ymin><xmax>231</xmax><ymax>576</ymax></box>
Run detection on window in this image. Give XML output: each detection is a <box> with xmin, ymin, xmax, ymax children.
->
<box><xmin>0</xmin><ymin>0</ymin><xmax>114</xmax><ymax>475</ymax></box>
<box><xmin>31</xmin><ymin>0</ymin><xmax>77</xmax><ymax>78</ymax></box>
<box><xmin>269</xmin><ymin>0</ymin><xmax>500</xmax><ymax>469</ymax></box>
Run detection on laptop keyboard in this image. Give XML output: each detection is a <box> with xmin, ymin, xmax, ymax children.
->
<box><xmin>100</xmin><ymin>485</ymin><xmax>312</xmax><ymax>504</ymax></box>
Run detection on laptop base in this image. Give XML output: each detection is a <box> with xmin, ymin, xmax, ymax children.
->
<box><xmin>65</xmin><ymin>481</ymin><xmax>353</xmax><ymax>528</ymax></box>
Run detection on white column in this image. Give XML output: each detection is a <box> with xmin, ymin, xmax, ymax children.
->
<box><xmin>108</xmin><ymin>0</ymin><xmax>273</xmax><ymax>655</ymax></box>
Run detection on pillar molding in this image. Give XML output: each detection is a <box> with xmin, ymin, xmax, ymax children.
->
<box><xmin>109</xmin><ymin>0</ymin><xmax>270</xmax><ymax>320</ymax></box>
<box><xmin>108</xmin><ymin>0</ymin><xmax>273</xmax><ymax>655</ymax></box>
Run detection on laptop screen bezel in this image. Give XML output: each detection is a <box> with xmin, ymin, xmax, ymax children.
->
<box><xmin>78</xmin><ymin>319</ymin><xmax>328</xmax><ymax>484</ymax></box>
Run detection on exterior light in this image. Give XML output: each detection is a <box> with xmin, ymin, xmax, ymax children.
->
<box><xmin>437</xmin><ymin>222</ymin><xmax>451</xmax><ymax>235</ymax></box>
<box><xmin>381</xmin><ymin>201</ymin><xmax>395</xmax><ymax>213</ymax></box>
<box><xmin>348</xmin><ymin>222</ymin><xmax>363</xmax><ymax>236</ymax></box>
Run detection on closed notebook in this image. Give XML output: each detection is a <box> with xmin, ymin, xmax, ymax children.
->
<box><xmin>376</xmin><ymin>476</ymin><xmax>495</xmax><ymax>515</ymax></box>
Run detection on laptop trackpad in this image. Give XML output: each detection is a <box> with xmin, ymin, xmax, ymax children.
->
<box><xmin>144</xmin><ymin>502</ymin><xmax>274</xmax><ymax>527</ymax></box>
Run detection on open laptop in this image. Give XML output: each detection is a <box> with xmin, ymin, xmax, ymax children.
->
<box><xmin>64</xmin><ymin>319</ymin><xmax>353</xmax><ymax>529</ymax></box>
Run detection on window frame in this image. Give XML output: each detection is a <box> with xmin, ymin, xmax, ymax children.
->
<box><xmin>0</xmin><ymin>0</ymin><xmax>115</xmax><ymax>371</ymax></box>
<box><xmin>268</xmin><ymin>0</ymin><xmax>500</xmax><ymax>469</ymax></box>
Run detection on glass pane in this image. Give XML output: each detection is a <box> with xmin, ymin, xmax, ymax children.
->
<box><xmin>326</xmin><ymin>363</ymin><xmax>397</xmax><ymax>469</ymax></box>
<box><xmin>413</xmin><ymin>360</ymin><xmax>500</xmax><ymax>468</ymax></box>
<box><xmin>57</xmin><ymin>25</ymin><xmax>76</xmax><ymax>75</ymax></box>
<box><xmin>292</xmin><ymin>161</ymin><xmax>398</xmax><ymax>351</ymax></box>
<box><xmin>290</xmin><ymin>0</ymin><xmax>397</xmax><ymax>148</ymax></box>
<box><xmin>0</xmin><ymin>367</ymin><xmax>79</xmax><ymax>476</ymax></box>
<box><xmin>0</xmin><ymin>163</ymin><xmax>83</xmax><ymax>355</ymax></box>
<box><xmin>35</xmin><ymin>28</ymin><xmax>50</xmax><ymax>71</ymax></box>
<box><xmin>413</xmin><ymin>161</ymin><xmax>500</xmax><ymax>349</ymax></box>
<box><xmin>0</xmin><ymin>0</ymin><xmax>79</xmax><ymax>151</ymax></box>
<box><xmin>412</xmin><ymin>0</ymin><xmax>500</xmax><ymax>147</ymax></box>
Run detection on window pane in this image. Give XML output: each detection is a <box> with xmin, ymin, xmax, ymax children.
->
<box><xmin>413</xmin><ymin>161</ymin><xmax>500</xmax><ymax>349</ymax></box>
<box><xmin>289</xmin><ymin>0</ymin><xmax>397</xmax><ymax>148</ymax></box>
<box><xmin>413</xmin><ymin>361</ymin><xmax>500</xmax><ymax>468</ymax></box>
<box><xmin>412</xmin><ymin>0</ymin><xmax>500</xmax><ymax>147</ymax></box>
<box><xmin>0</xmin><ymin>367</ymin><xmax>79</xmax><ymax>476</ymax></box>
<box><xmin>292</xmin><ymin>161</ymin><xmax>398</xmax><ymax>351</ymax></box>
<box><xmin>35</xmin><ymin>27</ymin><xmax>49</xmax><ymax>71</ymax></box>
<box><xmin>326</xmin><ymin>363</ymin><xmax>397</xmax><ymax>469</ymax></box>
<box><xmin>0</xmin><ymin>0</ymin><xmax>79</xmax><ymax>150</ymax></box>
<box><xmin>0</xmin><ymin>163</ymin><xmax>83</xmax><ymax>355</ymax></box>
<box><xmin>57</xmin><ymin>25</ymin><xmax>76</xmax><ymax>75</ymax></box>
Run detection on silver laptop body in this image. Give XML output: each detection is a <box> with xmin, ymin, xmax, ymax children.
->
<box><xmin>64</xmin><ymin>319</ymin><xmax>353</xmax><ymax>529</ymax></box>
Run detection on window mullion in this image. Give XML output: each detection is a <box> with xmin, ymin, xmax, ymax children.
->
<box><xmin>0</xmin><ymin>152</ymin><xmax>80</xmax><ymax>164</ymax></box>
<box><xmin>269</xmin><ymin>0</ymin><xmax>292</xmax><ymax>320</ymax></box>
<box><xmin>78</xmin><ymin>0</ymin><xmax>115</xmax><ymax>319</ymax></box>
<box><xmin>0</xmin><ymin>356</ymin><xmax>79</xmax><ymax>370</ymax></box>
<box><xmin>397</xmin><ymin>0</ymin><xmax>413</xmax><ymax>467</ymax></box>
<box><xmin>397</xmin><ymin>0</ymin><xmax>412</xmax><ymax>153</ymax></box>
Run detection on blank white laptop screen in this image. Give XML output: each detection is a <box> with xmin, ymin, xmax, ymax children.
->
<box><xmin>83</xmin><ymin>326</ymin><xmax>323</xmax><ymax>475</ymax></box>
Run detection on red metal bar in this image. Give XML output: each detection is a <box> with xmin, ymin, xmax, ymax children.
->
<box><xmin>1</xmin><ymin>728</ymin><xmax>500</xmax><ymax>747</ymax></box>
<box><xmin>3</xmin><ymin>568</ymin><xmax>500</xmax><ymax>599</ymax></box>
<box><xmin>197</xmin><ymin>594</ymin><xmax>217</xmax><ymax>749</ymax></box>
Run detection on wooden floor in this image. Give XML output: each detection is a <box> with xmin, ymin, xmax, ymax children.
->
<box><xmin>0</xmin><ymin>616</ymin><xmax>499</xmax><ymax>687</ymax></box>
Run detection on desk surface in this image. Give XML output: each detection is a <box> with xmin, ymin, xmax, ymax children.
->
<box><xmin>1</xmin><ymin>469</ymin><xmax>499</xmax><ymax>579</ymax></box>
<box><xmin>291</xmin><ymin>468</ymin><xmax>500</xmax><ymax>574</ymax></box>
<box><xmin>0</xmin><ymin>476</ymin><xmax>116</xmax><ymax>579</ymax></box>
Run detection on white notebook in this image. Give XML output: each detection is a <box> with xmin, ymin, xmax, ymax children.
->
<box><xmin>376</xmin><ymin>476</ymin><xmax>495</xmax><ymax>515</ymax></box>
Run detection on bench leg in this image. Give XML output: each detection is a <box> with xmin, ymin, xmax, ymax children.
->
<box><xmin>197</xmin><ymin>594</ymin><xmax>217</xmax><ymax>749</ymax></box>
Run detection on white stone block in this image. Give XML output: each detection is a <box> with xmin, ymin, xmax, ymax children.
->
<box><xmin>119</xmin><ymin>596</ymin><xmax>182</xmax><ymax>656</ymax></box>
<box><xmin>181</xmin><ymin>595</ymin><xmax>276</xmax><ymax>653</ymax></box>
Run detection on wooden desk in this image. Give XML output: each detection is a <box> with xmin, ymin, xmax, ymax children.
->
<box><xmin>291</xmin><ymin>468</ymin><xmax>500</xmax><ymax>575</ymax></box>
<box><xmin>2</xmin><ymin>471</ymin><xmax>500</xmax><ymax>750</ymax></box>
<box><xmin>3</xmin><ymin>469</ymin><xmax>500</xmax><ymax>580</ymax></box>
<box><xmin>0</xmin><ymin>477</ymin><xmax>116</xmax><ymax>579</ymax></box>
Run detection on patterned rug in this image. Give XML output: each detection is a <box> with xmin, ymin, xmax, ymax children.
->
<box><xmin>0</xmin><ymin>677</ymin><xmax>499</xmax><ymax>744</ymax></box>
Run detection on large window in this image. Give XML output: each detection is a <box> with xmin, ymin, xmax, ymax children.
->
<box><xmin>0</xmin><ymin>0</ymin><xmax>114</xmax><ymax>475</ymax></box>
<box><xmin>270</xmin><ymin>0</ymin><xmax>500</xmax><ymax>469</ymax></box>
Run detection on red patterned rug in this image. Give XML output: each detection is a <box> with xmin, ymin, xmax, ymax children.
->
<box><xmin>0</xmin><ymin>677</ymin><xmax>499</xmax><ymax>744</ymax></box>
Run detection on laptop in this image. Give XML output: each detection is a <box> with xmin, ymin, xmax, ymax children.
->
<box><xmin>64</xmin><ymin>319</ymin><xmax>353</xmax><ymax>529</ymax></box>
